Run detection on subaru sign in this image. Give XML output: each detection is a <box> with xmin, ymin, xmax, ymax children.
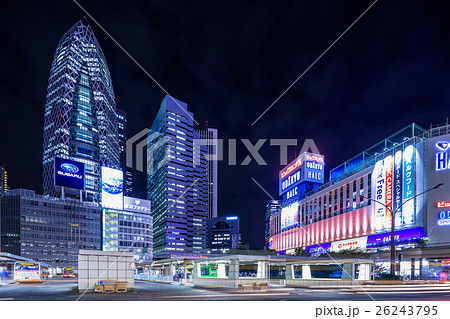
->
<box><xmin>54</xmin><ymin>157</ymin><xmax>85</xmax><ymax>190</ymax></box>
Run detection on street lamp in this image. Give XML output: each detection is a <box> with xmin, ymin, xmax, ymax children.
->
<box><xmin>364</xmin><ymin>182</ymin><xmax>443</xmax><ymax>277</ymax></box>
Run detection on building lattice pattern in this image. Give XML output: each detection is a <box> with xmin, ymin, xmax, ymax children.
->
<box><xmin>43</xmin><ymin>18</ymin><xmax>120</xmax><ymax>202</ymax></box>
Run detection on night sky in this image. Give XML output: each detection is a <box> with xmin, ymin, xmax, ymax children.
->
<box><xmin>1</xmin><ymin>1</ymin><xmax>450</xmax><ymax>249</ymax></box>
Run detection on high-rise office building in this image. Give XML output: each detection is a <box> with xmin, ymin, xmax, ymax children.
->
<box><xmin>0</xmin><ymin>164</ymin><xmax>8</xmax><ymax>198</ymax></box>
<box><xmin>207</xmin><ymin>216</ymin><xmax>240</xmax><ymax>253</ymax></box>
<box><xmin>103</xmin><ymin>196</ymin><xmax>153</xmax><ymax>262</ymax></box>
<box><xmin>116</xmin><ymin>108</ymin><xmax>133</xmax><ymax>196</ymax></box>
<box><xmin>265</xmin><ymin>200</ymin><xmax>282</xmax><ymax>249</ymax></box>
<box><xmin>42</xmin><ymin>17</ymin><xmax>121</xmax><ymax>202</ymax></box>
<box><xmin>147</xmin><ymin>95</ymin><xmax>212</xmax><ymax>258</ymax></box>
<box><xmin>195</xmin><ymin>127</ymin><xmax>218</xmax><ymax>218</ymax></box>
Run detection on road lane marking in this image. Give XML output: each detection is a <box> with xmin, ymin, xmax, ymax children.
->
<box><xmin>160</xmin><ymin>292</ymin><xmax>291</xmax><ymax>298</ymax></box>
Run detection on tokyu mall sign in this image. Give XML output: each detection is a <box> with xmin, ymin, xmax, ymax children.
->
<box><xmin>331</xmin><ymin>237</ymin><xmax>368</xmax><ymax>252</ymax></box>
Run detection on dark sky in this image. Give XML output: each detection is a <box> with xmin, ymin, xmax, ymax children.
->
<box><xmin>1</xmin><ymin>0</ymin><xmax>450</xmax><ymax>249</ymax></box>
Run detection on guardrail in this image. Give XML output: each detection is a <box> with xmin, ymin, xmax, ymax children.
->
<box><xmin>134</xmin><ymin>274</ymin><xmax>172</xmax><ymax>283</ymax></box>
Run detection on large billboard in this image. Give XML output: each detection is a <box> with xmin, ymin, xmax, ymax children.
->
<box><xmin>402</xmin><ymin>145</ymin><xmax>415</xmax><ymax>225</ymax></box>
<box><xmin>426</xmin><ymin>136</ymin><xmax>450</xmax><ymax>245</ymax></box>
<box><xmin>101</xmin><ymin>167</ymin><xmax>124</xmax><ymax>210</ymax></box>
<box><xmin>281</xmin><ymin>202</ymin><xmax>299</xmax><ymax>230</ymax></box>
<box><xmin>279</xmin><ymin>152</ymin><xmax>324</xmax><ymax>196</ymax></box>
<box><xmin>54</xmin><ymin>157</ymin><xmax>85</xmax><ymax>190</ymax></box>
<box><xmin>372</xmin><ymin>146</ymin><xmax>415</xmax><ymax>231</ymax></box>
<box><xmin>331</xmin><ymin>236</ymin><xmax>368</xmax><ymax>252</ymax></box>
<box><xmin>373</xmin><ymin>158</ymin><xmax>386</xmax><ymax>230</ymax></box>
<box><xmin>124</xmin><ymin>196</ymin><xmax>151</xmax><ymax>214</ymax></box>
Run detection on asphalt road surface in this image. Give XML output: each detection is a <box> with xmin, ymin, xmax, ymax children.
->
<box><xmin>1</xmin><ymin>278</ymin><xmax>450</xmax><ymax>301</ymax></box>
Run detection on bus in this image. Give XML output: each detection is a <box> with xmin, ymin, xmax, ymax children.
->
<box><xmin>63</xmin><ymin>267</ymin><xmax>77</xmax><ymax>278</ymax></box>
<box><xmin>14</xmin><ymin>262</ymin><xmax>41</xmax><ymax>282</ymax></box>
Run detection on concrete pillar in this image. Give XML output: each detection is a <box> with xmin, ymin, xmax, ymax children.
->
<box><xmin>257</xmin><ymin>261</ymin><xmax>267</xmax><ymax>279</ymax></box>
<box><xmin>358</xmin><ymin>264</ymin><xmax>371</xmax><ymax>280</ymax></box>
<box><xmin>192</xmin><ymin>263</ymin><xmax>199</xmax><ymax>280</ymax></box>
<box><xmin>228</xmin><ymin>259</ymin><xmax>239</xmax><ymax>280</ymax></box>
<box><xmin>285</xmin><ymin>264</ymin><xmax>293</xmax><ymax>280</ymax></box>
<box><xmin>419</xmin><ymin>258</ymin><xmax>423</xmax><ymax>279</ymax></box>
<box><xmin>302</xmin><ymin>265</ymin><xmax>311</xmax><ymax>279</ymax></box>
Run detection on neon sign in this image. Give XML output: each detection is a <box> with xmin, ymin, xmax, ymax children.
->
<box><xmin>305</xmin><ymin>154</ymin><xmax>324</xmax><ymax>163</ymax></box>
<box><xmin>279</xmin><ymin>152</ymin><xmax>325</xmax><ymax>195</ymax></box>
<box><xmin>393</xmin><ymin>151</ymin><xmax>403</xmax><ymax>225</ymax></box>
<box><xmin>403</xmin><ymin>145</ymin><xmax>414</xmax><ymax>199</ymax></box>
<box><xmin>385</xmin><ymin>155</ymin><xmax>393</xmax><ymax>219</ymax></box>
<box><xmin>373</xmin><ymin>158</ymin><xmax>386</xmax><ymax>230</ymax></box>
<box><xmin>280</xmin><ymin>158</ymin><xmax>302</xmax><ymax>179</ymax></box>
<box><xmin>437</xmin><ymin>201</ymin><xmax>450</xmax><ymax>208</ymax></box>
<box><xmin>435</xmin><ymin>141</ymin><xmax>450</xmax><ymax>172</ymax></box>
<box><xmin>438</xmin><ymin>210</ymin><xmax>450</xmax><ymax>226</ymax></box>
<box><xmin>54</xmin><ymin>157</ymin><xmax>85</xmax><ymax>190</ymax></box>
<box><xmin>280</xmin><ymin>171</ymin><xmax>301</xmax><ymax>192</ymax></box>
<box><xmin>284</xmin><ymin>186</ymin><xmax>298</xmax><ymax>201</ymax></box>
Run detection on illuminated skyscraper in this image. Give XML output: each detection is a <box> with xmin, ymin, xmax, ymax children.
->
<box><xmin>0</xmin><ymin>164</ymin><xmax>8</xmax><ymax>197</ymax></box>
<box><xmin>147</xmin><ymin>95</ymin><xmax>210</xmax><ymax>257</ymax></box>
<box><xmin>116</xmin><ymin>108</ymin><xmax>133</xmax><ymax>196</ymax></box>
<box><xmin>42</xmin><ymin>18</ymin><xmax>121</xmax><ymax>202</ymax></box>
<box><xmin>195</xmin><ymin>127</ymin><xmax>218</xmax><ymax>218</ymax></box>
<box><xmin>265</xmin><ymin>200</ymin><xmax>281</xmax><ymax>249</ymax></box>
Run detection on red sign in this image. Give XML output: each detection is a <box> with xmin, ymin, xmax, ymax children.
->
<box><xmin>385</xmin><ymin>155</ymin><xmax>393</xmax><ymax>219</ymax></box>
<box><xmin>280</xmin><ymin>158</ymin><xmax>302</xmax><ymax>179</ymax></box>
<box><xmin>129</xmin><ymin>262</ymin><xmax>136</xmax><ymax>269</ymax></box>
<box><xmin>305</xmin><ymin>154</ymin><xmax>324</xmax><ymax>163</ymax></box>
<box><xmin>437</xmin><ymin>201</ymin><xmax>450</xmax><ymax>208</ymax></box>
<box><xmin>337</xmin><ymin>241</ymin><xmax>357</xmax><ymax>249</ymax></box>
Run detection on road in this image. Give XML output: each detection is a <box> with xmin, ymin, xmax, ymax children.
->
<box><xmin>1</xmin><ymin>278</ymin><xmax>450</xmax><ymax>301</ymax></box>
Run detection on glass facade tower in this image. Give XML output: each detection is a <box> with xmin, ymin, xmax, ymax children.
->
<box><xmin>0</xmin><ymin>165</ymin><xmax>8</xmax><ymax>198</ymax></box>
<box><xmin>147</xmin><ymin>95</ymin><xmax>209</xmax><ymax>258</ymax></box>
<box><xmin>43</xmin><ymin>18</ymin><xmax>120</xmax><ymax>202</ymax></box>
<box><xmin>195</xmin><ymin>128</ymin><xmax>218</xmax><ymax>218</ymax></box>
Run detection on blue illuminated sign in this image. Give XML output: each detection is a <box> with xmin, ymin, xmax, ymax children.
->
<box><xmin>305</xmin><ymin>160</ymin><xmax>324</xmax><ymax>183</ymax></box>
<box><xmin>101</xmin><ymin>167</ymin><xmax>124</xmax><ymax>210</ymax></box>
<box><xmin>54</xmin><ymin>157</ymin><xmax>85</xmax><ymax>190</ymax></box>
<box><xmin>226</xmin><ymin>216</ymin><xmax>238</xmax><ymax>220</ymax></box>
<box><xmin>284</xmin><ymin>186</ymin><xmax>299</xmax><ymax>201</ymax></box>
<box><xmin>403</xmin><ymin>145</ymin><xmax>414</xmax><ymax>200</ymax></box>
<box><xmin>438</xmin><ymin>210</ymin><xmax>450</xmax><ymax>226</ymax></box>
<box><xmin>305</xmin><ymin>227</ymin><xmax>423</xmax><ymax>254</ymax></box>
<box><xmin>279</xmin><ymin>152</ymin><xmax>325</xmax><ymax>195</ymax></box>
<box><xmin>393</xmin><ymin>151</ymin><xmax>403</xmax><ymax>223</ymax></box>
<box><xmin>366</xmin><ymin>227</ymin><xmax>423</xmax><ymax>246</ymax></box>
<box><xmin>435</xmin><ymin>141</ymin><xmax>450</xmax><ymax>171</ymax></box>
<box><xmin>305</xmin><ymin>242</ymin><xmax>331</xmax><ymax>253</ymax></box>
<box><xmin>280</xmin><ymin>170</ymin><xmax>301</xmax><ymax>193</ymax></box>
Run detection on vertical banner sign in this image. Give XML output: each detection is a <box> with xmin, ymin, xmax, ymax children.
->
<box><xmin>101</xmin><ymin>167</ymin><xmax>124</xmax><ymax>210</ymax></box>
<box><xmin>384</xmin><ymin>155</ymin><xmax>394</xmax><ymax>225</ymax></box>
<box><xmin>403</xmin><ymin>145</ymin><xmax>415</xmax><ymax>224</ymax></box>
<box><xmin>373</xmin><ymin>159</ymin><xmax>386</xmax><ymax>230</ymax></box>
<box><xmin>393</xmin><ymin>150</ymin><xmax>403</xmax><ymax>226</ymax></box>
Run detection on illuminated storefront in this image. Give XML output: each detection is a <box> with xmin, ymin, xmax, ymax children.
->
<box><xmin>101</xmin><ymin>167</ymin><xmax>153</xmax><ymax>262</ymax></box>
<box><xmin>269</xmin><ymin>123</ymin><xmax>450</xmax><ymax>277</ymax></box>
